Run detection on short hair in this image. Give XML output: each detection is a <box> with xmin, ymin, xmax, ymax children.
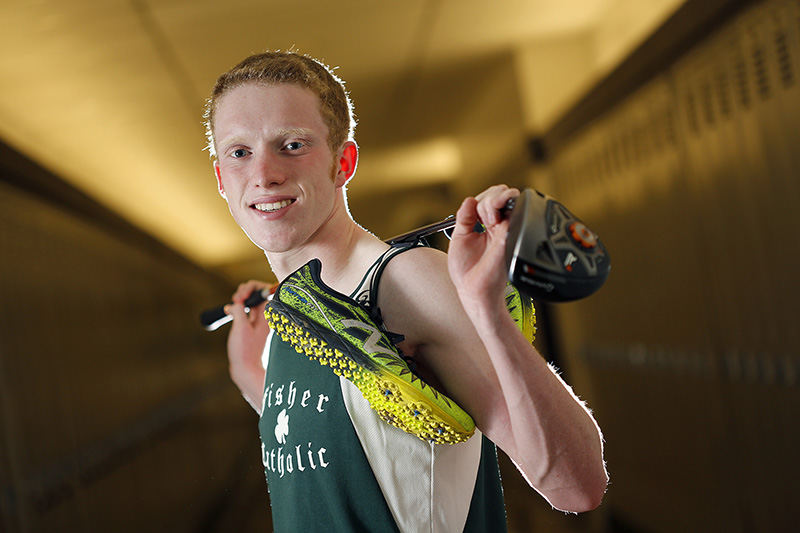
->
<box><xmin>204</xmin><ymin>50</ymin><xmax>356</xmax><ymax>158</ymax></box>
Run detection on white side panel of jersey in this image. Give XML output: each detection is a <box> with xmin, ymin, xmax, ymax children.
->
<box><xmin>340</xmin><ymin>377</ymin><xmax>482</xmax><ymax>533</ymax></box>
<box><xmin>259</xmin><ymin>331</ymin><xmax>274</xmax><ymax>415</ymax></box>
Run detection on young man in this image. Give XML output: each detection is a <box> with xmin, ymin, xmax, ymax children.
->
<box><xmin>206</xmin><ymin>51</ymin><xmax>607</xmax><ymax>531</ymax></box>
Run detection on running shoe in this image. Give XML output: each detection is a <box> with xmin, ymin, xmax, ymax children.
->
<box><xmin>505</xmin><ymin>283</ymin><xmax>537</xmax><ymax>344</ymax></box>
<box><xmin>266</xmin><ymin>259</ymin><xmax>476</xmax><ymax>444</ymax></box>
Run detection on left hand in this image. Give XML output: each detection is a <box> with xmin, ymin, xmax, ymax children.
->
<box><xmin>447</xmin><ymin>185</ymin><xmax>519</xmax><ymax>306</ymax></box>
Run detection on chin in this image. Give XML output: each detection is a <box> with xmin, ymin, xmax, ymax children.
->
<box><xmin>241</xmin><ymin>230</ymin><xmax>280</xmax><ymax>253</ymax></box>
<box><xmin>251</xmin><ymin>234</ymin><xmax>296</xmax><ymax>254</ymax></box>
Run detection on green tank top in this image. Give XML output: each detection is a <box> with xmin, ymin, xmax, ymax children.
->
<box><xmin>258</xmin><ymin>246</ymin><xmax>507</xmax><ymax>532</ymax></box>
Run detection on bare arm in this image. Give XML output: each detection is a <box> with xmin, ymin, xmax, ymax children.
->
<box><xmin>379</xmin><ymin>186</ymin><xmax>607</xmax><ymax>513</ymax></box>
<box><xmin>226</xmin><ymin>280</ymin><xmax>271</xmax><ymax>414</ymax></box>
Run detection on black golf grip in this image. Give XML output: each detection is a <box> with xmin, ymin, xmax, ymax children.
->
<box><xmin>199</xmin><ymin>288</ymin><xmax>269</xmax><ymax>330</ymax></box>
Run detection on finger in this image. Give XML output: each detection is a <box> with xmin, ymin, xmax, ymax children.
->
<box><xmin>474</xmin><ymin>185</ymin><xmax>505</xmax><ymax>224</ymax></box>
<box><xmin>494</xmin><ymin>187</ymin><xmax>520</xmax><ymax>222</ymax></box>
<box><xmin>477</xmin><ymin>192</ymin><xmax>507</xmax><ymax>226</ymax></box>
<box><xmin>232</xmin><ymin>280</ymin><xmax>269</xmax><ymax>304</ymax></box>
<box><xmin>478</xmin><ymin>187</ymin><xmax>520</xmax><ymax>227</ymax></box>
<box><xmin>498</xmin><ymin>187</ymin><xmax>520</xmax><ymax>209</ymax></box>
<box><xmin>452</xmin><ymin>196</ymin><xmax>480</xmax><ymax>237</ymax></box>
<box><xmin>474</xmin><ymin>184</ymin><xmax>508</xmax><ymax>203</ymax></box>
<box><xmin>476</xmin><ymin>197</ymin><xmax>497</xmax><ymax>227</ymax></box>
<box><xmin>231</xmin><ymin>284</ymin><xmax>251</xmax><ymax>304</ymax></box>
<box><xmin>487</xmin><ymin>218</ymin><xmax>510</xmax><ymax>246</ymax></box>
<box><xmin>228</xmin><ymin>302</ymin><xmax>249</xmax><ymax>323</ymax></box>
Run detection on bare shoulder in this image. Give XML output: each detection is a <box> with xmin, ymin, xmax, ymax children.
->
<box><xmin>374</xmin><ymin>247</ymin><xmax>500</xmax><ymax>430</ymax></box>
<box><xmin>378</xmin><ymin>246</ymin><xmax>452</xmax><ymax>304</ymax></box>
<box><xmin>375</xmin><ymin>246</ymin><xmax>469</xmax><ymax>348</ymax></box>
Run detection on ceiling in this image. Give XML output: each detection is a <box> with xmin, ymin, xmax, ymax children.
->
<box><xmin>0</xmin><ymin>0</ymin><xmax>682</xmax><ymax>282</ymax></box>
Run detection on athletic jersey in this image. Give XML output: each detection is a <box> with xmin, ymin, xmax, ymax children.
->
<box><xmin>258</xmin><ymin>244</ymin><xmax>507</xmax><ymax>532</ymax></box>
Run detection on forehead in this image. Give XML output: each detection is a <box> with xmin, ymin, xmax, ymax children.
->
<box><xmin>214</xmin><ymin>82</ymin><xmax>327</xmax><ymax>137</ymax></box>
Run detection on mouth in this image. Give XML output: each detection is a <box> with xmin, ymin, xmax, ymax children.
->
<box><xmin>250</xmin><ymin>198</ymin><xmax>296</xmax><ymax>213</ymax></box>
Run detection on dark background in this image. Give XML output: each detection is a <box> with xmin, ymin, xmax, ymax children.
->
<box><xmin>2</xmin><ymin>0</ymin><xmax>798</xmax><ymax>531</ymax></box>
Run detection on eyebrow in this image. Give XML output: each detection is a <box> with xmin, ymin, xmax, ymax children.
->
<box><xmin>276</xmin><ymin>127</ymin><xmax>315</xmax><ymax>139</ymax></box>
<box><xmin>218</xmin><ymin>127</ymin><xmax>317</xmax><ymax>152</ymax></box>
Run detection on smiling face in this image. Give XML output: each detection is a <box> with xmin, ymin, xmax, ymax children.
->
<box><xmin>212</xmin><ymin>82</ymin><xmax>356</xmax><ymax>254</ymax></box>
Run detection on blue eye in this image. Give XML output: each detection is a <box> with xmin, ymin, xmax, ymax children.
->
<box><xmin>285</xmin><ymin>141</ymin><xmax>304</xmax><ymax>151</ymax></box>
<box><xmin>232</xmin><ymin>148</ymin><xmax>248</xmax><ymax>158</ymax></box>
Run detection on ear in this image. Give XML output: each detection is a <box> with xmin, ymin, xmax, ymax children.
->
<box><xmin>213</xmin><ymin>161</ymin><xmax>227</xmax><ymax>199</ymax></box>
<box><xmin>334</xmin><ymin>141</ymin><xmax>358</xmax><ymax>187</ymax></box>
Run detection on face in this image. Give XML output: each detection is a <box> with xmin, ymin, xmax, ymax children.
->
<box><xmin>212</xmin><ymin>83</ymin><xmax>355</xmax><ymax>253</ymax></box>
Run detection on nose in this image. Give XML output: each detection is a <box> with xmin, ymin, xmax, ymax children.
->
<box><xmin>253</xmin><ymin>152</ymin><xmax>288</xmax><ymax>187</ymax></box>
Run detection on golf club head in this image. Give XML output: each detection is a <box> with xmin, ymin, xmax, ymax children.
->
<box><xmin>505</xmin><ymin>189</ymin><xmax>610</xmax><ymax>302</ymax></box>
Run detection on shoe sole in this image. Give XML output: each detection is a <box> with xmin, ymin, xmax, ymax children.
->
<box><xmin>266</xmin><ymin>260</ymin><xmax>475</xmax><ymax>444</ymax></box>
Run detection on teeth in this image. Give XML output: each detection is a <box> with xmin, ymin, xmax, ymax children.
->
<box><xmin>253</xmin><ymin>199</ymin><xmax>293</xmax><ymax>212</ymax></box>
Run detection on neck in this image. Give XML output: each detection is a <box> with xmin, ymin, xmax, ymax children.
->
<box><xmin>265</xmin><ymin>193</ymin><xmax>387</xmax><ymax>293</ymax></box>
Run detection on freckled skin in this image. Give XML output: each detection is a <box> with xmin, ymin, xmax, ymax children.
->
<box><xmin>213</xmin><ymin>83</ymin><xmax>348</xmax><ymax>255</ymax></box>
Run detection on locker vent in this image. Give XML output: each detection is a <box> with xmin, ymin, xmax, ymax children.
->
<box><xmin>701</xmin><ymin>81</ymin><xmax>715</xmax><ymax>126</ymax></box>
<box><xmin>752</xmin><ymin>43</ymin><xmax>771</xmax><ymax>99</ymax></box>
<box><xmin>734</xmin><ymin>52</ymin><xmax>752</xmax><ymax>109</ymax></box>
<box><xmin>686</xmin><ymin>90</ymin><xmax>700</xmax><ymax>133</ymax></box>
<box><xmin>775</xmin><ymin>31</ymin><xmax>794</xmax><ymax>87</ymax></box>
<box><xmin>715</xmin><ymin>70</ymin><xmax>732</xmax><ymax>119</ymax></box>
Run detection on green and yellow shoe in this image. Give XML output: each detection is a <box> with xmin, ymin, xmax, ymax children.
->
<box><xmin>266</xmin><ymin>260</ymin><xmax>537</xmax><ymax>445</ymax></box>
<box><xmin>266</xmin><ymin>259</ymin><xmax>476</xmax><ymax>444</ymax></box>
<box><xmin>505</xmin><ymin>283</ymin><xmax>537</xmax><ymax>344</ymax></box>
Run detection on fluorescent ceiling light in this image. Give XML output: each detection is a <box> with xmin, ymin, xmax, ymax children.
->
<box><xmin>356</xmin><ymin>137</ymin><xmax>462</xmax><ymax>189</ymax></box>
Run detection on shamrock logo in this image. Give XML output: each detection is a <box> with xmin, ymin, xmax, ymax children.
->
<box><xmin>274</xmin><ymin>409</ymin><xmax>289</xmax><ymax>444</ymax></box>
